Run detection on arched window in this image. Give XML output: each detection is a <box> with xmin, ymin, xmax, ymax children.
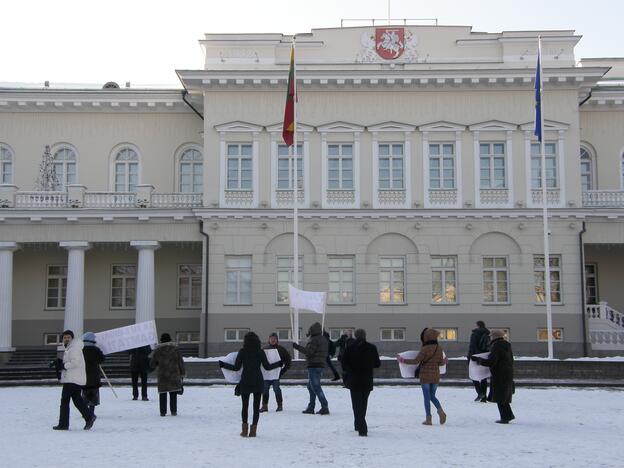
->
<box><xmin>0</xmin><ymin>145</ymin><xmax>13</xmax><ymax>184</ymax></box>
<box><xmin>178</xmin><ymin>147</ymin><xmax>203</xmax><ymax>193</ymax></box>
<box><xmin>114</xmin><ymin>147</ymin><xmax>139</xmax><ymax>192</ymax></box>
<box><xmin>52</xmin><ymin>146</ymin><xmax>77</xmax><ymax>190</ymax></box>
<box><xmin>580</xmin><ymin>147</ymin><xmax>593</xmax><ymax>191</ymax></box>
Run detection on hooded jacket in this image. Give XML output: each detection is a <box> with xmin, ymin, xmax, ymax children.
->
<box><xmin>404</xmin><ymin>328</ymin><xmax>446</xmax><ymax>384</ymax></box>
<box><xmin>293</xmin><ymin>322</ymin><xmax>328</xmax><ymax>368</ymax></box>
<box><xmin>61</xmin><ymin>339</ymin><xmax>87</xmax><ymax>386</ymax></box>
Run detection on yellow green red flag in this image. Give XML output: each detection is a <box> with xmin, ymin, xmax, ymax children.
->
<box><xmin>282</xmin><ymin>45</ymin><xmax>295</xmax><ymax>146</ymax></box>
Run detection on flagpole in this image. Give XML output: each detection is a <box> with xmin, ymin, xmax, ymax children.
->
<box><xmin>537</xmin><ymin>36</ymin><xmax>554</xmax><ymax>359</ymax></box>
<box><xmin>292</xmin><ymin>36</ymin><xmax>300</xmax><ymax>359</ymax></box>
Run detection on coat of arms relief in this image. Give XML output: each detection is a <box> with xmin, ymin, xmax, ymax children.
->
<box><xmin>356</xmin><ymin>27</ymin><xmax>419</xmax><ymax>63</ymax></box>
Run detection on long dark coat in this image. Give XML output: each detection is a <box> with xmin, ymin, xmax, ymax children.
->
<box><xmin>82</xmin><ymin>344</ymin><xmax>105</xmax><ymax>388</ymax></box>
<box><xmin>221</xmin><ymin>334</ymin><xmax>282</xmax><ymax>395</ymax></box>
<box><xmin>468</xmin><ymin>326</ymin><xmax>490</xmax><ymax>358</ymax></box>
<box><xmin>479</xmin><ymin>338</ymin><xmax>514</xmax><ymax>404</ymax></box>
<box><xmin>129</xmin><ymin>346</ymin><xmax>152</xmax><ymax>373</ymax></box>
<box><xmin>342</xmin><ymin>338</ymin><xmax>381</xmax><ymax>392</ymax></box>
<box><xmin>149</xmin><ymin>343</ymin><xmax>185</xmax><ymax>393</ymax></box>
<box><xmin>336</xmin><ymin>334</ymin><xmax>355</xmax><ymax>363</ymax></box>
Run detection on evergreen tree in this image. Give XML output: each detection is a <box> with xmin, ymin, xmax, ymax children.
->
<box><xmin>34</xmin><ymin>145</ymin><xmax>59</xmax><ymax>191</ymax></box>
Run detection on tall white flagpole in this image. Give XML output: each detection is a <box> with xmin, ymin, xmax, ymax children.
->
<box><xmin>292</xmin><ymin>36</ymin><xmax>300</xmax><ymax>358</ymax></box>
<box><xmin>538</xmin><ymin>36</ymin><xmax>554</xmax><ymax>359</ymax></box>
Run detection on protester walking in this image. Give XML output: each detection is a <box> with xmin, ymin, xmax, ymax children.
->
<box><xmin>336</xmin><ymin>329</ymin><xmax>355</xmax><ymax>383</ymax></box>
<box><xmin>149</xmin><ymin>333</ymin><xmax>185</xmax><ymax>417</ymax></box>
<box><xmin>471</xmin><ymin>329</ymin><xmax>515</xmax><ymax>424</ymax></box>
<box><xmin>468</xmin><ymin>320</ymin><xmax>490</xmax><ymax>402</ymax></box>
<box><xmin>219</xmin><ymin>332</ymin><xmax>282</xmax><ymax>437</ymax></box>
<box><xmin>293</xmin><ymin>322</ymin><xmax>330</xmax><ymax>415</ymax></box>
<box><xmin>342</xmin><ymin>329</ymin><xmax>380</xmax><ymax>437</ymax></box>
<box><xmin>52</xmin><ymin>330</ymin><xmax>96</xmax><ymax>431</ymax></box>
<box><xmin>129</xmin><ymin>345</ymin><xmax>152</xmax><ymax>401</ymax></box>
<box><xmin>260</xmin><ymin>333</ymin><xmax>292</xmax><ymax>412</ymax></box>
<box><xmin>398</xmin><ymin>328</ymin><xmax>448</xmax><ymax>426</ymax></box>
<box><xmin>323</xmin><ymin>330</ymin><xmax>341</xmax><ymax>381</ymax></box>
<box><xmin>81</xmin><ymin>332</ymin><xmax>105</xmax><ymax>417</ymax></box>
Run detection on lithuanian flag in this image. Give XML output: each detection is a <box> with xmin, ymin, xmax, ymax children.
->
<box><xmin>282</xmin><ymin>45</ymin><xmax>295</xmax><ymax>146</ymax></box>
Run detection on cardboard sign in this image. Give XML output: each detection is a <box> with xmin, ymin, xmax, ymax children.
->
<box><xmin>469</xmin><ymin>352</ymin><xmax>492</xmax><ymax>381</ymax></box>
<box><xmin>221</xmin><ymin>351</ymin><xmax>242</xmax><ymax>383</ymax></box>
<box><xmin>261</xmin><ymin>348</ymin><xmax>281</xmax><ymax>381</ymax></box>
<box><xmin>397</xmin><ymin>350</ymin><xmax>419</xmax><ymax>378</ymax></box>
<box><xmin>95</xmin><ymin>320</ymin><xmax>158</xmax><ymax>355</ymax></box>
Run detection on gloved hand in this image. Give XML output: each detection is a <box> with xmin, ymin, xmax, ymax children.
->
<box><xmin>470</xmin><ymin>356</ymin><xmax>482</xmax><ymax>365</ymax></box>
<box><xmin>218</xmin><ymin>361</ymin><xmax>225</xmax><ymax>368</ymax></box>
<box><xmin>275</xmin><ymin>360</ymin><xmax>283</xmax><ymax>367</ymax></box>
<box><xmin>55</xmin><ymin>358</ymin><xmax>64</xmax><ymax>371</ymax></box>
<box><xmin>292</xmin><ymin>343</ymin><xmax>302</xmax><ymax>351</ymax></box>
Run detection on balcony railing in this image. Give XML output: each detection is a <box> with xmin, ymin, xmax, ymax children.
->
<box><xmin>582</xmin><ymin>190</ymin><xmax>624</xmax><ymax>208</ymax></box>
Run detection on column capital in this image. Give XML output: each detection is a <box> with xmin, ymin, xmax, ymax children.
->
<box><xmin>0</xmin><ymin>242</ymin><xmax>19</xmax><ymax>252</ymax></box>
<box><xmin>60</xmin><ymin>241</ymin><xmax>91</xmax><ymax>250</ymax></box>
<box><xmin>131</xmin><ymin>240</ymin><xmax>160</xmax><ymax>250</ymax></box>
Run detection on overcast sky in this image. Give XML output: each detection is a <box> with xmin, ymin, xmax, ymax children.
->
<box><xmin>1</xmin><ymin>0</ymin><xmax>622</xmax><ymax>87</ymax></box>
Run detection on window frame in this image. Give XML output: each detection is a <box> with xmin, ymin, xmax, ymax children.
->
<box><xmin>479</xmin><ymin>142</ymin><xmax>506</xmax><ymax>189</ymax></box>
<box><xmin>533</xmin><ymin>255</ymin><xmax>563</xmax><ymax>305</ymax></box>
<box><xmin>430</xmin><ymin>255</ymin><xmax>458</xmax><ymax>305</ymax></box>
<box><xmin>177</xmin><ymin>264</ymin><xmax>202</xmax><ymax>309</ymax></box>
<box><xmin>44</xmin><ymin>333</ymin><xmax>63</xmax><ymax>346</ymax></box>
<box><xmin>579</xmin><ymin>146</ymin><xmax>594</xmax><ymax>192</ymax></box>
<box><xmin>275</xmin><ymin>255</ymin><xmax>303</xmax><ymax>305</ymax></box>
<box><xmin>275</xmin><ymin>328</ymin><xmax>302</xmax><ymax>342</ymax></box>
<box><xmin>0</xmin><ymin>144</ymin><xmax>14</xmax><ymax>184</ymax></box>
<box><xmin>327</xmin><ymin>143</ymin><xmax>354</xmax><ymax>190</ymax></box>
<box><xmin>537</xmin><ymin>328</ymin><xmax>563</xmax><ymax>342</ymax></box>
<box><xmin>175</xmin><ymin>331</ymin><xmax>200</xmax><ymax>343</ymax></box>
<box><xmin>531</xmin><ymin>142</ymin><xmax>558</xmax><ymax>189</ymax></box>
<box><xmin>378</xmin><ymin>256</ymin><xmax>406</xmax><ymax>305</ymax></box>
<box><xmin>226</xmin><ymin>143</ymin><xmax>253</xmax><ymax>191</ymax></box>
<box><xmin>51</xmin><ymin>145</ymin><xmax>78</xmax><ymax>191</ymax></box>
<box><xmin>276</xmin><ymin>144</ymin><xmax>303</xmax><ymax>190</ymax></box>
<box><xmin>436</xmin><ymin>328</ymin><xmax>458</xmax><ymax>341</ymax></box>
<box><xmin>377</xmin><ymin>142</ymin><xmax>404</xmax><ymax>190</ymax></box>
<box><xmin>328</xmin><ymin>328</ymin><xmax>355</xmax><ymax>341</ymax></box>
<box><xmin>428</xmin><ymin>142</ymin><xmax>456</xmax><ymax>189</ymax></box>
<box><xmin>177</xmin><ymin>146</ymin><xmax>203</xmax><ymax>193</ymax></box>
<box><xmin>224</xmin><ymin>328</ymin><xmax>250</xmax><ymax>342</ymax></box>
<box><xmin>45</xmin><ymin>265</ymin><xmax>67</xmax><ymax>310</ymax></box>
<box><xmin>481</xmin><ymin>256</ymin><xmax>510</xmax><ymax>304</ymax></box>
<box><xmin>224</xmin><ymin>256</ymin><xmax>253</xmax><ymax>305</ymax></box>
<box><xmin>380</xmin><ymin>328</ymin><xmax>406</xmax><ymax>341</ymax></box>
<box><xmin>110</xmin><ymin>264</ymin><xmax>137</xmax><ymax>309</ymax></box>
<box><xmin>584</xmin><ymin>263</ymin><xmax>598</xmax><ymax>305</ymax></box>
<box><xmin>111</xmin><ymin>145</ymin><xmax>140</xmax><ymax>192</ymax></box>
<box><xmin>327</xmin><ymin>256</ymin><xmax>355</xmax><ymax>305</ymax></box>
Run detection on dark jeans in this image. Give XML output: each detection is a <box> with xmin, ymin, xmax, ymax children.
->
<box><xmin>306</xmin><ymin>367</ymin><xmax>328</xmax><ymax>410</ymax></box>
<box><xmin>263</xmin><ymin>379</ymin><xmax>282</xmax><ymax>403</ymax></box>
<box><xmin>326</xmin><ymin>356</ymin><xmax>339</xmax><ymax>379</ymax></box>
<box><xmin>159</xmin><ymin>392</ymin><xmax>177</xmax><ymax>415</ymax></box>
<box><xmin>131</xmin><ymin>371</ymin><xmax>148</xmax><ymax>399</ymax></box>
<box><xmin>241</xmin><ymin>392</ymin><xmax>261</xmax><ymax>425</ymax></box>
<box><xmin>58</xmin><ymin>383</ymin><xmax>93</xmax><ymax>428</ymax></box>
<box><xmin>497</xmin><ymin>403</ymin><xmax>515</xmax><ymax>422</ymax></box>
<box><xmin>472</xmin><ymin>379</ymin><xmax>488</xmax><ymax>398</ymax></box>
<box><xmin>421</xmin><ymin>383</ymin><xmax>442</xmax><ymax>416</ymax></box>
<box><xmin>349</xmin><ymin>388</ymin><xmax>370</xmax><ymax>434</ymax></box>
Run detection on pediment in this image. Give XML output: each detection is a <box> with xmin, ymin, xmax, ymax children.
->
<box><xmin>520</xmin><ymin>119</ymin><xmax>570</xmax><ymax>132</ymax></box>
<box><xmin>418</xmin><ymin>121</ymin><xmax>466</xmax><ymax>132</ymax></box>
<box><xmin>468</xmin><ymin>120</ymin><xmax>518</xmax><ymax>132</ymax></box>
<box><xmin>265</xmin><ymin>122</ymin><xmax>314</xmax><ymax>133</ymax></box>
<box><xmin>367</xmin><ymin>121</ymin><xmax>416</xmax><ymax>132</ymax></box>
<box><xmin>214</xmin><ymin>121</ymin><xmax>263</xmax><ymax>132</ymax></box>
<box><xmin>317</xmin><ymin>121</ymin><xmax>365</xmax><ymax>133</ymax></box>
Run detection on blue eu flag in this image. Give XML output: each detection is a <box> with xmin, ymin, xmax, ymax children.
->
<box><xmin>534</xmin><ymin>51</ymin><xmax>542</xmax><ymax>142</ymax></box>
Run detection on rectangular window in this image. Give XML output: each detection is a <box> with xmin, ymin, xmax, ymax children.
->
<box><xmin>224</xmin><ymin>328</ymin><xmax>249</xmax><ymax>342</ymax></box>
<box><xmin>1</xmin><ymin>161</ymin><xmax>11</xmax><ymax>184</ymax></box>
<box><xmin>226</xmin><ymin>143</ymin><xmax>253</xmax><ymax>190</ymax></box>
<box><xmin>327</xmin><ymin>256</ymin><xmax>355</xmax><ymax>304</ymax></box>
<box><xmin>431</xmin><ymin>256</ymin><xmax>457</xmax><ymax>304</ymax></box>
<box><xmin>175</xmin><ymin>332</ymin><xmax>200</xmax><ymax>343</ymax></box>
<box><xmin>378</xmin><ymin>143</ymin><xmax>404</xmax><ymax>189</ymax></box>
<box><xmin>429</xmin><ymin>143</ymin><xmax>455</xmax><ymax>189</ymax></box>
<box><xmin>277</xmin><ymin>144</ymin><xmax>303</xmax><ymax>190</ymax></box>
<box><xmin>537</xmin><ymin>328</ymin><xmax>563</xmax><ymax>342</ymax></box>
<box><xmin>482</xmin><ymin>257</ymin><xmax>509</xmax><ymax>304</ymax></box>
<box><xmin>111</xmin><ymin>264</ymin><xmax>137</xmax><ymax>308</ymax></box>
<box><xmin>178</xmin><ymin>264</ymin><xmax>202</xmax><ymax>308</ymax></box>
<box><xmin>225</xmin><ymin>256</ymin><xmax>252</xmax><ymax>304</ymax></box>
<box><xmin>531</xmin><ymin>142</ymin><xmax>558</xmax><ymax>189</ymax></box>
<box><xmin>276</xmin><ymin>328</ymin><xmax>302</xmax><ymax>341</ymax></box>
<box><xmin>379</xmin><ymin>257</ymin><xmax>405</xmax><ymax>304</ymax></box>
<box><xmin>380</xmin><ymin>328</ymin><xmax>405</xmax><ymax>341</ymax></box>
<box><xmin>44</xmin><ymin>333</ymin><xmax>63</xmax><ymax>346</ymax></box>
<box><xmin>534</xmin><ymin>255</ymin><xmax>562</xmax><ymax>304</ymax></box>
<box><xmin>437</xmin><ymin>328</ymin><xmax>458</xmax><ymax>341</ymax></box>
<box><xmin>328</xmin><ymin>328</ymin><xmax>355</xmax><ymax>341</ymax></box>
<box><xmin>46</xmin><ymin>265</ymin><xmax>67</xmax><ymax>309</ymax></box>
<box><xmin>479</xmin><ymin>142</ymin><xmax>506</xmax><ymax>188</ymax></box>
<box><xmin>327</xmin><ymin>143</ymin><xmax>353</xmax><ymax>190</ymax></box>
<box><xmin>276</xmin><ymin>256</ymin><xmax>303</xmax><ymax>304</ymax></box>
<box><xmin>585</xmin><ymin>264</ymin><xmax>598</xmax><ymax>305</ymax></box>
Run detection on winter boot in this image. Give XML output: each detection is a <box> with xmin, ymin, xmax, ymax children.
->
<box><xmin>437</xmin><ymin>408</ymin><xmax>447</xmax><ymax>425</ymax></box>
<box><xmin>259</xmin><ymin>404</ymin><xmax>268</xmax><ymax>413</ymax></box>
<box><xmin>249</xmin><ymin>424</ymin><xmax>257</xmax><ymax>437</ymax></box>
<box><xmin>422</xmin><ymin>415</ymin><xmax>432</xmax><ymax>426</ymax></box>
<box><xmin>240</xmin><ymin>423</ymin><xmax>249</xmax><ymax>437</ymax></box>
<box><xmin>276</xmin><ymin>395</ymin><xmax>283</xmax><ymax>412</ymax></box>
<box><xmin>302</xmin><ymin>407</ymin><xmax>315</xmax><ymax>414</ymax></box>
<box><xmin>317</xmin><ymin>407</ymin><xmax>330</xmax><ymax>415</ymax></box>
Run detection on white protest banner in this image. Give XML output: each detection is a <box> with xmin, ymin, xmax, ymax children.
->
<box><xmin>469</xmin><ymin>352</ymin><xmax>491</xmax><ymax>381</ymax></box>
<box><xmin>440</xmin><ymin>351</ymin><xmax>448</xmax><ymax>375</ymax></box>
<box><xmin>288</xmin><ymin>285</ymin><xmax>326</xmax><ymax>314</ymax></box>
<box><xmin>397</xmin><ymin>350</ymin><xmax>418</xmax><ymax>379</ymax></box>
<box><xmin>221</xmin><ymin>352</ymin><xmax>242</xmax><ymax>383</ymax></box>
<box><xmin>261</xmin><ymin>348</ymin><xmax>281</xmax><ymax>381</ymax></box>
<box><xmin>95</xmin><ymin>320</ymin><xmax>158</xmax><ymax>355</ymax></box>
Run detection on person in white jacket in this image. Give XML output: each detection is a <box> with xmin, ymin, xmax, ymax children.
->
<box><xmin>53</xmin><ymin>330</ymin><xmax>96</xmax><ymax>430</ymax></box>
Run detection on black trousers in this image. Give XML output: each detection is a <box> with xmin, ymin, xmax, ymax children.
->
<box><xmin>497</xmin><ymin>402</ymin><xmax>515</xmax><ymax>421</ymax></box>
<box><xmin>472</xmin><ymin>379</ymin><xmax>488</xmax><ymax>398</ymax></box>
<box><xmin>241</xmin><ymin>392</ymin><xmax>261</xmax><ymax>425</ymax></box>
<box><xmin>159</xmin><ymin>392</ymin><xmax>177</xmax><ymax>415</ymax></box>
<box><xmin>349</xmin><ymin>388</ymin><xmax>371</xmax><ymax>434</ymax></box>
<box><xmin>131</xmin><ymin>371</ymin><xmax>148</xmax><ymax>399</ymax></box>
<box><xmin>58</xmin><ymin>383</ymin><xmax>92</xmax><ymax>428</ymax></box>
<box><xmin>326</xmin><ymin>356</ymin><xmax>340</xmax><ymax>379</ymax></box>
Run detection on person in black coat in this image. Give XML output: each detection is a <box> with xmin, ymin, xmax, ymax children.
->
<box><xmin>342</xmin><ymin>329</ymin><xmax>381</xmax><ymax>437</ymax></box>
<box><xmin>471</xmin><ymin>329</ymin><xmax>515</xmax><ymax>424</ymax></box>
<box><xmin>129</xmin><ymin>345</ymin><xmax>152</xmax><ymax>400</ymax></box>
<box><xmin>468</xmin><ymin>320</ymin><xmax>490</xmax><ymax>402</ymax></box>
<box><xmin>219</xmin><ymin>332</ymin><xmax>282</xmax><ymax>437</ymax></box>
<box><xmin>323</xmin><ymin>330</ymin><xmax>341</xmax><ymax>381</ymax></box>
<box><xmin>336</xmin><ymin>330</ymin><xmax>355</xmax><ymax>381</ymax></box>
<box><xmin>81</xmin><ymin>332</ymin><xmax>105</xmax><ymax>416</ymax></box>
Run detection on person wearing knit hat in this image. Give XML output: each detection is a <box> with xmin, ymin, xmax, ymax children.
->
<box><xmin>260</xmin><ymin>332</ymin><xmax>292</xmax><ymax>412</ymax></box>
<box><xmin>471</xmin><ymin>329</ymin><xmax>515</xmax><ymax>424</ymax></box>
<box><xmin>81</xmin><ymin>332</ymin><xmax>105</xmax><ymax>417</ymax></box>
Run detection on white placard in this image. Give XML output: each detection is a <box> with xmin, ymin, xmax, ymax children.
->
<box><xmin>469</xmin><ymin>352</ymin><xmax>491</xmax><ymax>381</ymax></box>
<box><xmin>261</xmin><ymin>349</ymin><xmax>281</xmax><ymax>381</ymax></box>
<box><xmin>95</xmin><ymin>320</ymin><xmax>158</xmax><ymax>355</ymax></box>
<box><xmin>397</xmin><ymin>350</ymin><xmax>418</xmax><ymax>379</ymax></box>
<box><xmin>440</xmin><ymin>351</ymin><xmax>447</xmax><ymax>375</ymax></box>
<box><xmin>288</xmin><ymin>285</ymin><xmax>327</xmax><ymax>314</ymax></box>
<box><xmin>221</xmin><ymin>352</ymin><xmax>242</xmax><ymax>383</ymax></box>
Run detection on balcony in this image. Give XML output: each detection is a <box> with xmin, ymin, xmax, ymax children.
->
<box><xmin>582</xmin><ymin>190</ymin><xmax>624</xmax><ymax>208</ymax></box>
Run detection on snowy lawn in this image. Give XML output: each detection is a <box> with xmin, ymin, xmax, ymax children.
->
<box><xmin>2</xmin><ymin>385</ymin><xmax>622</xmax><ymax>468</ymax></box>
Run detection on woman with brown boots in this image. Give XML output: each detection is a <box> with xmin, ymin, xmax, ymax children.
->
<box><xmin>398</xmin><ymin>328</ymin><xmax>448</xmax><ymax>426</ymax></box>
<box><xmin>219</xmin><ymin>331</ymin><xmax>282</xmax><ymax>437</ymax></box>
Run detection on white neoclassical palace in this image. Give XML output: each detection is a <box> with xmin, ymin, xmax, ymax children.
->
<box><xmin>1</xmin><ymin>23</ymin><xmax>623</xmax><ymax>357</ymax></box>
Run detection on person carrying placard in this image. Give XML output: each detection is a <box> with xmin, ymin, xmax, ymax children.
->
<box><xmin>260</xmin><ymin>333</ymin><xmax>292</xmax><ymax>412</ymax></box>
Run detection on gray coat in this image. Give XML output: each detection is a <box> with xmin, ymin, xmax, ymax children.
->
<box><xmin>293</xmin><ymin>322</ymin><xmax>327</xmax><ymax>368</ymax></box>
<box><xmin>149</xmin><ymin>342</ymin><xmax>185</xmax><ymax>394</ymax></box>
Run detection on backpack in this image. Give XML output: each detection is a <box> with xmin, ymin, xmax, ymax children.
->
<box><xmin>478</xmin><ymin>333</ymin><xmax>491</xmax><ymax>352</ymax></box>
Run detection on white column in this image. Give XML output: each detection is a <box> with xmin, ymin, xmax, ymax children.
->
<box><xmin>131</xmin><ymin>241</ymin><xmax>160</xmax><ymax>324</ymax></box>
<box><xmin>60</xmin><ymin>241</ymin><xmax>90</xmax><ymax>339</ymax></box>
<box><xmin>0</xmin><ymin>242</ymin><xmax>19</xmax><ymax>352</ymax></box>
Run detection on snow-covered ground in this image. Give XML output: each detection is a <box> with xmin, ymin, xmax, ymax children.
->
<box><xmin>3</xmin><ymin>385</ymin><xmax>622</xmax><ymax>467</ymax></box>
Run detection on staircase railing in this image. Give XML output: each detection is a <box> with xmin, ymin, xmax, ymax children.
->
<box><xmin>586</xmin><ymin>302</ymin><xmax>624</xmax><ymax>328</ymax></box>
